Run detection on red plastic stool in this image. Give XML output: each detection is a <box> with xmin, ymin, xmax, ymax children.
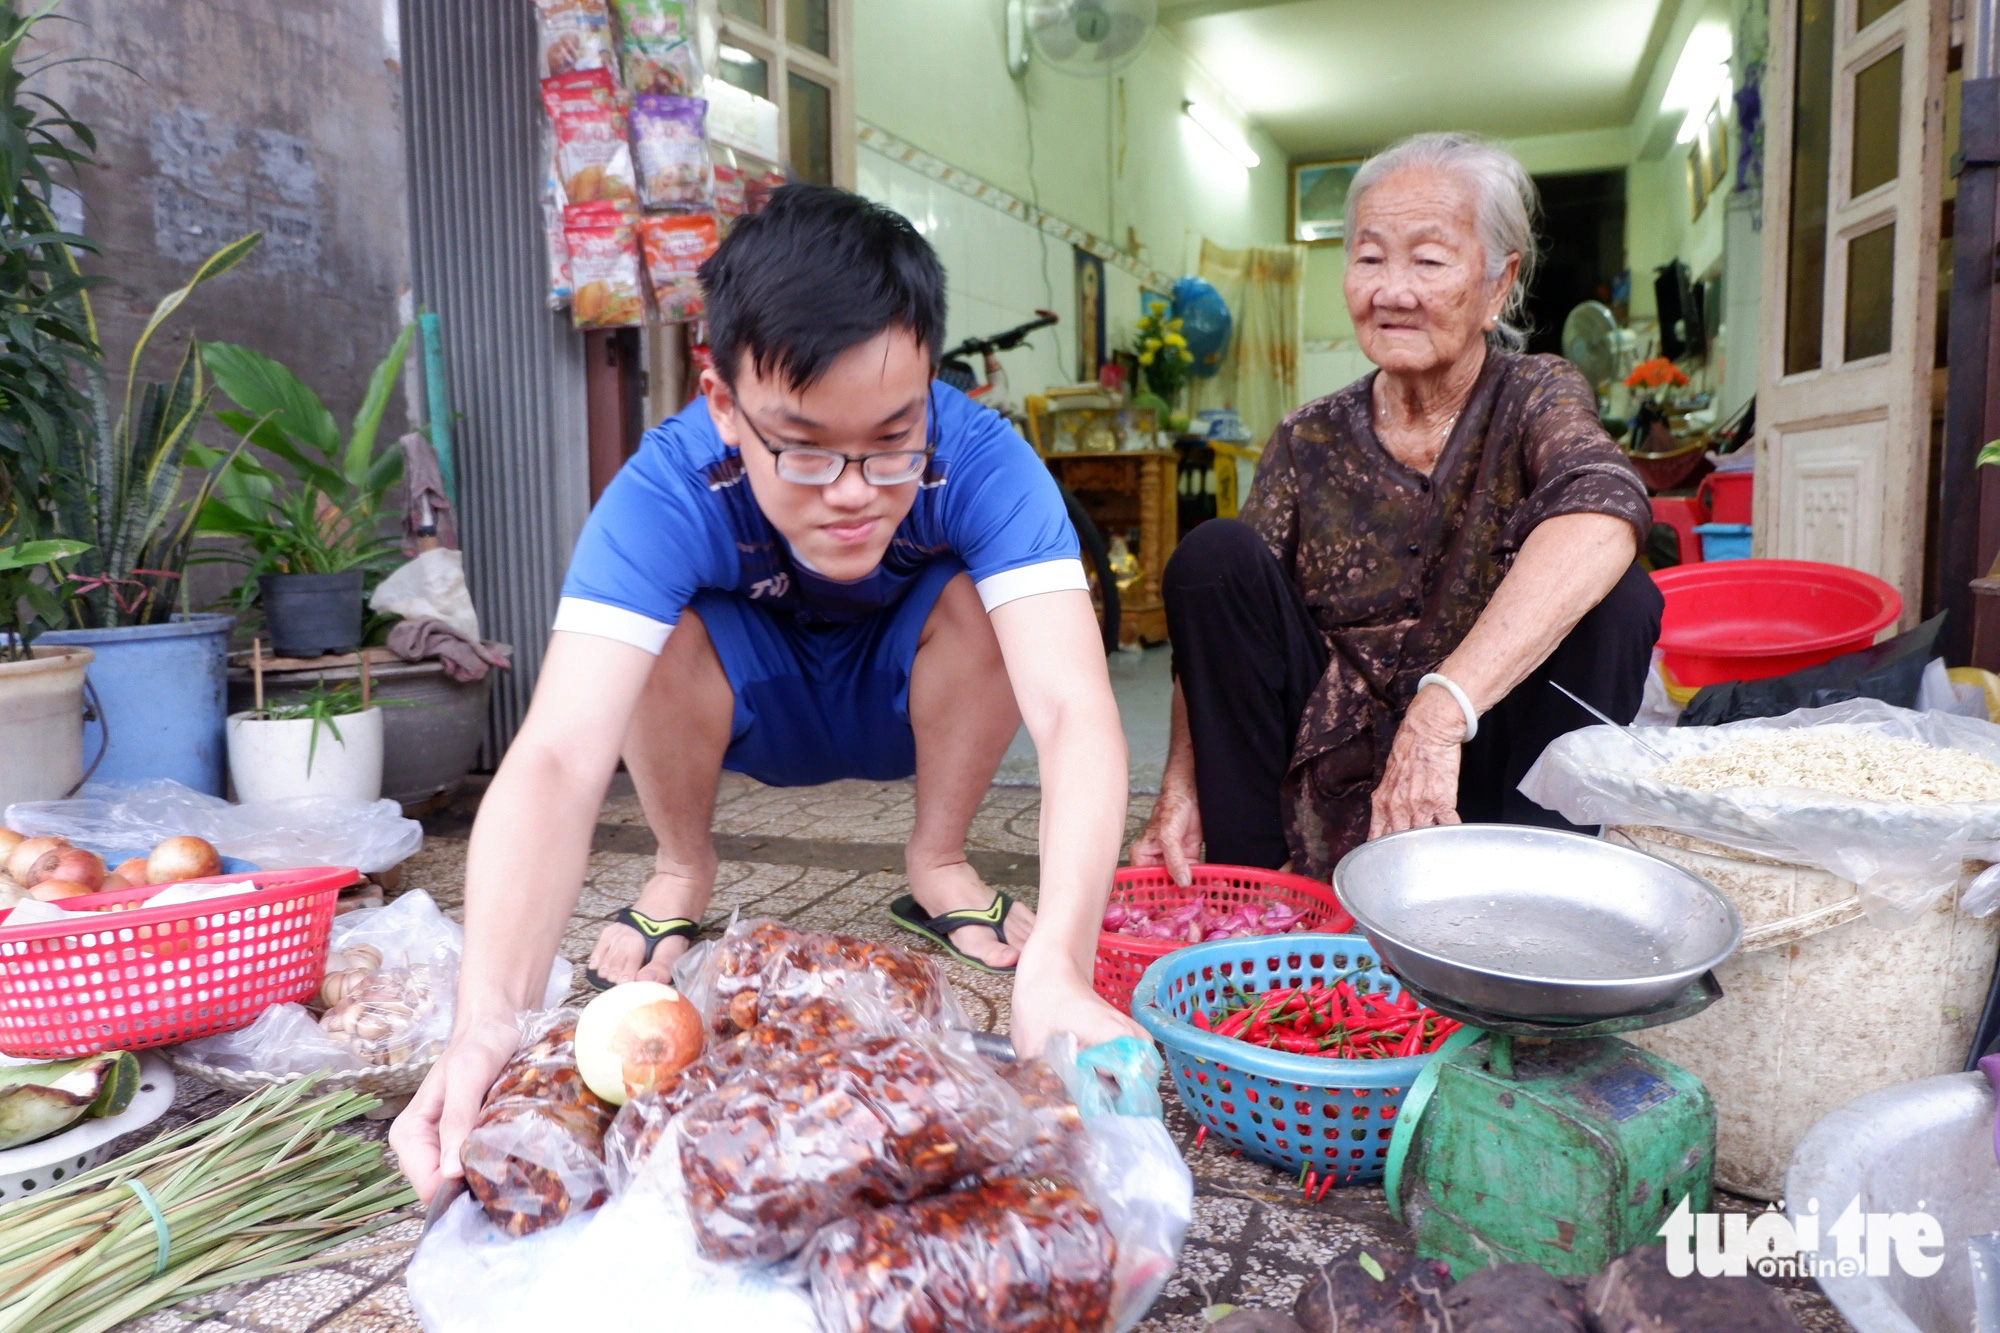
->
<box><xmin>1650</xmin><ymin>495</ymin><xmax>1706</xmax><ymax>565</ymax></box>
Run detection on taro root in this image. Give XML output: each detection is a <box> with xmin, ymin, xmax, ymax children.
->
<box><xmin>1292</xmin><ymin>1246</ymin><xmax>1452</xmax><ymax>1333</ymax></box>
<box><xmin>1441</xmin><ymin>1263</ymin><xmax>1587</xmax><ymax>1333</ymax></box>
<box><xmin>1584</xmin><ymin>1244</ymin><xmax>1800</xmax><ymax>1333</ymax></box>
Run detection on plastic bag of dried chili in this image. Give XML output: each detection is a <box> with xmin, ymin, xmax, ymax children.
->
<box><xmin>676</xmin><ymin>1031</ymin><xmax>1036</xmax><ymax>1263</ymax></box>
<box><xmin>459</xmin><ymin>1011</ymin><xmax>618</xmax><ymax>1236</ymax></box>
<box><xmin>806</xmin><ymin>1176</ymin><xmax>1117</xmax><ymax>1333</ymax></box>
<box><xmin>675</xmin><ymin>917</ymin><xmax>967</xmax><ymax>1038</ymax></box>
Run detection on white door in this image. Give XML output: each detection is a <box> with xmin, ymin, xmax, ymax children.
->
<box><xmin>1755</xmin><ymin>0</ymin><xmax>1947</xmax><ymax>618</ymax></box>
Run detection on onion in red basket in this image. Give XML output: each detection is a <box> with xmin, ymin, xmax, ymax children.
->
<box><xmin>1106</xmin><ymin>893</ymin><xmax>1313</xmax><ymax>942</ymax></box>
<box><xmin>149</xmin><ymin>836</ymin><xmax>221</xmax><ymax>884</ymax></box>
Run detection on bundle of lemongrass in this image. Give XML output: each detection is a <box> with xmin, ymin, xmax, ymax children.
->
<box><xmin>0</xmin><ymin>1078</ymin><xmax>416</xmax><ymax>1333</ymax></box>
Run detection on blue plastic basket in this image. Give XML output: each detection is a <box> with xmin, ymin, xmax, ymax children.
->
<box><xmin>1131</xmin><ymin>933</ymin><xmax>1436</xmax><ymax>1184</ymax></box>
<box><xmin>1692</xmin><ymin>522</ymin><xmax>1753</xmax><ymax>561</ymax></box>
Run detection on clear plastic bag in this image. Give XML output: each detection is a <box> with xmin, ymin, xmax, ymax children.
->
<box><xmin>806</xmin><ymin>1175</ymin><xmax>1117</xmax><ymax>1333</ymax></box>
<box><xmin>674</xmin><ymin>1031</ymin><xmax>1035</xmax><ymax>1263</ymax></box>
<box><xmin>1518</xmin><ymin>699</ymin><xmax>2000</xmax><ymax>924</ymax></box>
<box><xmin>5</xmin><ymin>778</ymin><xmax>423</xmax><ymax>873</ymax></box>
<box><xmin>678</xmin><ymin>917</ymin><xmax>966</xmax><ymax>1039</ymax></box>
<box><xmin>461</xmin><ymin>1011</ymin><xmax>618</xmax><ymax>1236</ymax></box>
<box><xmin>407</xmin><ymin>1158</ymin><xmax>820</xmax><ymax>1333</ymax></box>
<box><xmin>177</xmin><ymin>891</ymin><xmax>573</xmax><ymax>1076</ymax></box>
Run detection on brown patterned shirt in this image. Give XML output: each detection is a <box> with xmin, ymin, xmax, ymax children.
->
<box><xmin>1239</xmin><ymin>351</ymin><xmax>1651</xmax><ymax>875</ymax></box>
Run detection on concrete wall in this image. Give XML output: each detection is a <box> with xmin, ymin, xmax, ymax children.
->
<box><xmin>32</xmin><ymin>0</ymin><xmax>412</xmax><ymax>465</ymax></box>
<box><xmin>853</xmin><ymin>3</ymin><xmax>1287</xmax><ymax>396</ymax></box>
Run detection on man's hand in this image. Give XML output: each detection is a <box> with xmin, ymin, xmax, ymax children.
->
<box><xmin>1369</xmin><ymin>687</ymin><xmax>1466</xmax><ymax>839</ymax></box>
<box><xmin>1011</xmin><ymin>952</ymin><xmax>1148</xmax><ymax>1062</ymax></box>
<box><xmin>1130</xmin><ymin>783</ymin><xmax>1202</xmax><ymax>886</ymax></box>
<box><xmin>388</xmin><ymin>1011</ymin><xmax>521</xmax><ymax>1203</ymax></box>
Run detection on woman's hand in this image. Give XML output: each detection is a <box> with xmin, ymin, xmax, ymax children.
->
<box><xmin>1369</xmin><ymin>687</ymin><xmax>1467</xmax><ymax>838</ymax></box>
<box><xmin>1131</xmin><ymin>782</ymin><xmax>1203</xmax><ymax>886</ymax></box>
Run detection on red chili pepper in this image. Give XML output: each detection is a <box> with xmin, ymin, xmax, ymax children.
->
<box><xmin>1315</xmin><ymin>1172</ymin><xmax>1337</xmax><ymax>1203</ymax></box>
<box><xmin>1194</xmin><ymin>1126</ymin><xmax>1209</xmax><ymax>1150</ymax></box>
<box><xmin>1395</xmin><ymin>1023</ymin><xmax>1424</xmax><ymax>1057</ymax></box>
<box><xmin>1192</xmin><ymin>1008</ymin><xmax>1213</xmax><ymax>1031</ymax></box>
<box><xmin>1303</xmin><ymin>1167</ymin><xmax>1318</xmax><ymax>1199</ymax></box>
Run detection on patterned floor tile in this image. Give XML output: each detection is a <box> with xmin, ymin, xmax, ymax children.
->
<box><xmin>223</xmin><ymin>1268</ymin><xmax>378</xmax><ymax>1333</ymax></box>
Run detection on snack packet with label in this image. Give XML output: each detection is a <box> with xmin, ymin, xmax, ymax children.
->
<box><xmin>711</xmin><ymin>147</ymin><xmax>746</xmax><ymax>230</ymax></box>
<box><xmin>532</xmin><ymin>0</ymin><xmax>617</xmax><ymax>79</ymax></box>
<box><xmin>541</xmin><ymin>69</ymin><xmax>636</xmax><ymax>205</ymax></box>
<box><xmin>632</xmin><ymin>94</ymin><xmax>711</xmax><ymax>211</ymax></box>
<box><xmin>565</xmin><ymin>201</ymin><xmax>644</xmax><ymax>328</ymax></box>
<box><xmin>612</xmin><ymin>0</ymin><xmax>700</xmax><ymax>95</ymax></box>
<box><xmin>640</xmin><ymin>213</ymin><xmax>717</xmax><ymax>323</ymax></box>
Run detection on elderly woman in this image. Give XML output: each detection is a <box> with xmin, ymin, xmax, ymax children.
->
<box><xmin>1133</xmin><ymin>132</ymin><xmax>1661</xmax><ymax>881</ymax></box>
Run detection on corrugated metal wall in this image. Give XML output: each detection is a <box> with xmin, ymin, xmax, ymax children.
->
<box><xmin>401</xmin><ymin>0</ymin><xmax>590</xmax><ymax>760</ymax></box>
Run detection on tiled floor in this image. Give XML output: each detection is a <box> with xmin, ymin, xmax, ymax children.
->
<box><xmin>109</xmin><ymin>772</ymin><xmax>1853</xmax><ymax>1333</ymax></box>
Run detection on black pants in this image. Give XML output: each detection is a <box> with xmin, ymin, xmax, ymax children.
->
<box><xmin>1163</xmin><ymin>519</ymin><xmax>1663</xmax><ymax>868</ymax></box>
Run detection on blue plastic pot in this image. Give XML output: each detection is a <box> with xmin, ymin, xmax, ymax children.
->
<box><xmin>38</xmin><ymin>613</ymin><xmax>234</xmax><ymax>796</ymax></box>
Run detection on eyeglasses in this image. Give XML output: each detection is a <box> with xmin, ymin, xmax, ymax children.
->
<box><xmin>735</xmin><ymin>398</ymin><xmax>935</xmax><ymax>486</ymax></box>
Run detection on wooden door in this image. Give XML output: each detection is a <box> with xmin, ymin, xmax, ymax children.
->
<box><xmin>1755</xmin><ymin>0</ymin><xmax>1948</xmax><ymax>618</ymax></box>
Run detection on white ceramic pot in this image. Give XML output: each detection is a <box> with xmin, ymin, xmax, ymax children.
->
<box><xmin>0</xmin><ymin>644</ymin><xmax>94</xmax><ymax>811</ymax></box>
<box><xmin>226</xmin><ymin>707</ymin><xmax>385</xmax><ymax>803</ymax></box>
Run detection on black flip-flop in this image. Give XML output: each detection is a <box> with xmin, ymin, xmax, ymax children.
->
<box><xmin>888</xmin><ymin>891</ymin><xmax>1022</xmax><ymax>975</ymax></box>
<box><xmin>584</xmin><ymin>908</ymin><xmax>700</xmax><ymax>991</ymax></box>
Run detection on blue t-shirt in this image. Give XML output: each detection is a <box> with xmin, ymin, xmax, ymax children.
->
<box><xmin>553</xmin><ymin>382</ymin><xmax>1086</xmax><ymax>652</ymax></box>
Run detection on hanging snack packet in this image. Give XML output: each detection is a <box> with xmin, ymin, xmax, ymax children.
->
<box><xmin>612</xmin><ymin>0</ymin><xmax>700</xmax><ymax>95</ymax></box>
<box><xmin>532</xmin><ymin>0</ymin><xmax>617</xmax><ymax>79</ymax></box>
<box><xmin>565</xmin><ymin>202</ymin><xmax>644</xmax><ymax>328</ymax></box>
<box><xmin>640</xmin><ymin>213</ymin><xmax>717</xmax><ymax>323</ymax></box>
<box><xmin>744</xmin><ymin>163</ymin><xmax>788</xmax><ymax>216</ymax></box>
<box><xmin>541</xmin><ymin>69</ymin><xmax>637</xmax><ymax>205</ymax></box>
<box><xmin>712</xmin><ymin>147</ymin><xmax>747</xmax><ymax>230</ymax></box>
<box><xmin>632</xmin><ymin>94</ymin><xmax>711</xmax><ymax>211</ymax></box>
<box><xmin>541</xmin><ymin>127</ymin><xmax>573</xmax><ymax>309</ymax></box>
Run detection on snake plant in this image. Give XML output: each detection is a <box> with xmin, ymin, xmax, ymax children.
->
<box><xmin>51</xmin><ymin>232</ymin><xmax>262</xmax><ymax>627</ymax></box>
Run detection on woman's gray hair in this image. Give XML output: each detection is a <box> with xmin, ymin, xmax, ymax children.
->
<box><xmin>1343</xmin><ymin>132</ymin><xmax>1542</xmax><ymax>352</ymax></box>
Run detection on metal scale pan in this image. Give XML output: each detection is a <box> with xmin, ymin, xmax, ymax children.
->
<box><xmin>1332</xmin><ymin>824</ymin><xmax>1743</xmax><ymax>1022</ymax></box>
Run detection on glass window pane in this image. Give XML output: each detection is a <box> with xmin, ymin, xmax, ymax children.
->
<box><xmin>1850</xmin><ymin>46</ymin><xmax>1902</xmax><ymax>197</ymax></box>
<box><xmin>787</xmin><ymin>72</ymin><xmax>834</xmax><ymax>186</ymax></box>
<box><xmin>786</xmin><ymin>0</ymin><xmax>831</xmax><ymax>57</ymax></box>
<box><xmin>1857</xmin><ymin>0</ymin><xmax>1900</xmax><ymax>28</ymax></box>
<box><xmin>1785</xmin><ymin>0</ymin><xmax>1836</xmax><ymax>375</ymax></box>
<box><xmin>718</xmin><ymin>45</ymin><xmax>769</xmax><ymax>99</ymax></box>
<box><xmin>721</xmin><ymin>0</ymin><xmax>767</xmax><ymax>27</ymax></box>
<box><xmin>1844</xmin><ymin>222</ymin><xmax>1895</xmax><ymax>360</ymax></box>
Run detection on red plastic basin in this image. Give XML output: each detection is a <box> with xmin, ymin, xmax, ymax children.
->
<box><xmin>1652</xmin><ymin>559</ymin><xmax>1902</xmax><ymax>688</ymax></box>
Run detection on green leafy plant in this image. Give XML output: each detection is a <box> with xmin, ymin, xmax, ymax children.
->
<box><xmin>1980</xmin><ymin>440</ymin><xmax>2000</xmax><ymax>469</ymax></box>
<box><xmin>0</xmin><ymin>1</ymin><xmax>103</xmax><ymax>528</ymax></box>
<box><xmin>0</xmin><ymin>535</ymin><xmax>85</xmax><ymax>661</ymax></box>
<box><xmin>194</xmin><ymin>326</ymin><xmax>413</xmax><ymax>582</ymax></box>
<box><xmin>251</xmin><ymin>679</ymin><xmax>410</xmax><ymax>775</ymax></box>
<box><xmin>50</xmin><ymin>232</ymin><xmax>264</xmax><ymax>627</ymax></box>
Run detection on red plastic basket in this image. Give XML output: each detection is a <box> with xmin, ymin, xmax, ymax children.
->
<box><xmin>0</xmin><ymin>867</ymin><xmax>355</xmax><ymax>1058</ymax></box>
<box><xmin>1094</xmin><ymin>864</ymin><xmax>1354</xmax><ymax>1015</ymax></box>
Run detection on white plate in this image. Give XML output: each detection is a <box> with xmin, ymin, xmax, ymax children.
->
<box><xmin>0</xmin><ymin>1053</ymin><xmax>176</xmax><ymax>1201</ymax></box>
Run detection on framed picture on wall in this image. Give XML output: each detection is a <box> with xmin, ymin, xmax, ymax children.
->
<box><xmin>1291</xmin><ymin>158</ymin><xmax>1362</xmax><ymax>244</ymax></box>
<box><xmin>1074</xmin><ymin>246</ymin><xmax>1106</xmax><ymax>382</ymax></box>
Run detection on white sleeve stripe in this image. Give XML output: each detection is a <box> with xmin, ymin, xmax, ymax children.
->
<box><xmin>974</xmin><ymin>558</ymin><xmax>1090</xmax><ymax>611</ymax></box>
<box><xmin>551</xmin><ymin>597</ymin><xmax>675</xmax><ymax>654</ymax></box>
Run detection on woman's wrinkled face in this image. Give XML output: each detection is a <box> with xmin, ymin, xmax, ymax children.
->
<box><xmin>1345</xmin><ymin>165</ymin><xmax>1516</xmax><ymax>378</ymax></box>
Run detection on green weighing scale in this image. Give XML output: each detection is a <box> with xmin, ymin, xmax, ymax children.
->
<box><xmin>1335</xmin><ymin>825</ymin><xmax>1742</xmax><ymax>1280</ymax></box>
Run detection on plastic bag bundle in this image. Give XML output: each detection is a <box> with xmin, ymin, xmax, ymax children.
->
<box><xmin>5</xmin><ymin>778</ymin><xmax>422</xmax><ymax>873</ymax></box>
<box><xmin>679</xmin><ymin>917</ymin><xmax>965</xmax><ymax>1038</ymax></box>
<box><xmin>806</xmin><ymin>1176</ymin><xmax>1116</xmax><ymax>1333</ymax></box>
<box><xmin>461</xmin><ymin>1013</ymin><xmax>618</xmax><ymax>1236</ymax></box>
<box><xmin>1519</xmin><ymin>699</ymin><xmax>2000</xmax><ymax>924</ymax></box>
<box><xmin>676</xmin><ymin>1032</ymin><xmax>1035</xmax><ymax>1263</ymax></box>
<box><xmin>175</xmin><ymin>891</ymin><xmax>571</xmax><ymax>1076</ymax></box>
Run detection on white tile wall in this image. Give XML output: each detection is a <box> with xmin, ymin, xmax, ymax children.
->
<box><xmin>1300</xmin><ymin>341</ymin><xmax>1375</xmax><ymax>407</ymax></box>
<box><xmin>862</xmin><ymin>146</ymin><xmax>1117</xmax><ymax>395</ymax></box>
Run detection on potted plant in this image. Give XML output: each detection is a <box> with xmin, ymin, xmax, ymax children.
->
<box><xmin>33</xmin><ymin>233</ymin><xmax>262</xmax><ymax>797</ymax></box>
<box><xmin>194</xmin><ymin>327</ymin><xmax>414</xmax><ymax>658</ymax></box>
<box><xmin>0</xmin><ymin>536</ymin><xmax>91</xmax><ymax>808</ymax></box>
<box><xmin>1134</xmin><ymin>301</ymin><xmax>1195</xmax><ymax>433</ymax></box>
<box><xmin>225</xmin><ymin>678</ymin><xmax>387</xmax><ymax>802</ymax></box>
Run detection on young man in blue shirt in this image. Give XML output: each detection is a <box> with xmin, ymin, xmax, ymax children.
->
<box><xmin>393</xmin><ymin>185</ymin><xmax>1144</xmax><ymax>1199</ymax></box>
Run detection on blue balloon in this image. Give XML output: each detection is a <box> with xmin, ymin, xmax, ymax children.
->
<box><xmin>1170</xmin><ymin>276</ymin><xmax>1232</xmax><ymax>379</ymax></box>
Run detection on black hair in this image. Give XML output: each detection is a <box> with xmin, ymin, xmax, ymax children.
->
<box><xmin>698</xmin><ymin>183</ymin><xmax>947</xmax><ymax>392</ymax></box>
